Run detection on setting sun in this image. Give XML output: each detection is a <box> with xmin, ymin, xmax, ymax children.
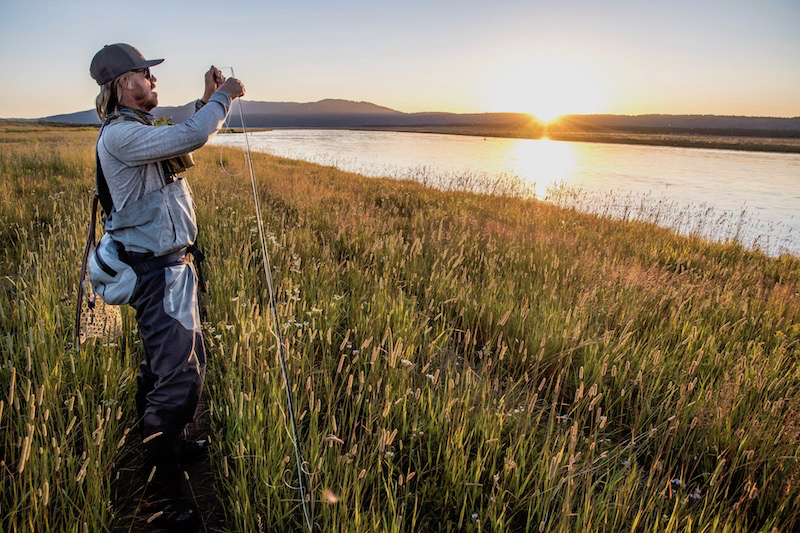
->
<box><xmin>486</xmin><ymin>59</ymin><xmax>609</xmax><ymax>123</ymax></box>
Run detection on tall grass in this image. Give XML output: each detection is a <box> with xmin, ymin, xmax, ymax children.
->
<box><xmin>2</xmin><ymin>123</ymin><xmax>799</xmax><ymax>531</ymax></box>
<box><xmin>1</xmin><ymin>125</ymin><xmax>138</xmax><ymax>531</ymax></box>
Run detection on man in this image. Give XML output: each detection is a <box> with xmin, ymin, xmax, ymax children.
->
<box><xmin>89</xmin><ymin>43</ymin><xmax>244</xmax><ymax>528</ymax></box>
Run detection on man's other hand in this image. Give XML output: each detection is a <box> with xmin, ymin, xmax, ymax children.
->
<box><xmin>219</xmin><ymin>78</ymin><xmax>245</xmax><ymax>100</ymax></box>
<box><xmin>202</xmin><ymin>66</ymin><xmax>225</xmax><ymax>103</ymax></box>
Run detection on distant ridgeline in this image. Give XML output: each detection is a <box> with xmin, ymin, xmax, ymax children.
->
<box><xmin>34</xmin><ymin>99</ymin><xmax>800</xmax><ymax>138</ymax></box>
<box><xmin>550</xmin><ymin>114</ymin><xmax>800</xmax><ymax>138</ymax></box>
<box><xmin>36</xmin><ymin>99</ymin><xmax>540</xmax><ymax>135</ymax></box>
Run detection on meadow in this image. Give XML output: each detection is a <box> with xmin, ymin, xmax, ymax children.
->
<box><xmin>1</xmin><ymin>122</ymin><xmax>799</xmax><ymax>532</ymax></box>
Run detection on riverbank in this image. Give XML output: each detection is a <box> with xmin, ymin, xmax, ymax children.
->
<box><xmin>547</xmin><ymin>130</ymin><xmax>800</xmax><ymax>153</ymax></box>
<box><xmin>355</xmin><ymin>124</ymin><xmax>800</xmax><ymax>153</ymax></box>
<box><xmin>2</xmin><ymin>123</ymin><xmax>799</xmax><ymax>531</ymax></box>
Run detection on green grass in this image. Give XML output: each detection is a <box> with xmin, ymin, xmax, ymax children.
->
<box><xmin>1</xmin><ymin>123</ymin><xmax>799</xmax><ymax>532</ymax></box>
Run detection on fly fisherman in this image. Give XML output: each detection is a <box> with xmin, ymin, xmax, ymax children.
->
<box><xmin>89</xmin><ymin>43</ymin><xmax>244</xmax><ymax>529</ymax></box>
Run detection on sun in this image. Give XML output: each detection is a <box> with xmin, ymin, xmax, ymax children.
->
<box><xmin>486</xmin><ymin>59</ymin><xmax>609</xmax><ymax>123</ymax></box>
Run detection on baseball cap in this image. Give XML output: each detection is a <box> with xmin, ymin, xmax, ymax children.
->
<box><xmin>90</xmin><ymin>43</ymin><xmax>164</xmax><ymax>85</ymax></box>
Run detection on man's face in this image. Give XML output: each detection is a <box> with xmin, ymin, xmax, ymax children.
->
<box><xmin>119</xmin><ymin>69</ymin><xmax>158</xmax><ymax>111</ymax></box>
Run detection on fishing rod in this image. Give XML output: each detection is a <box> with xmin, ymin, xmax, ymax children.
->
<box><xmin>221</xmin><ymin>67</ymin><xmax>316</xmax><ymax>532</ymax></box>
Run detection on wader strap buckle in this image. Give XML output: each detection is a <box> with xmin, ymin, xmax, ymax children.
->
<box><xmin>130</xmin><ymin>248</ymin><xmax>188</xmax><ymax>276</ymax></box>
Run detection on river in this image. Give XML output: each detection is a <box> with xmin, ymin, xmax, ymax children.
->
<box><xmin>210</xmin><ymin>129</ymin><xmax>800</xmax><ymax>256</ymax></box>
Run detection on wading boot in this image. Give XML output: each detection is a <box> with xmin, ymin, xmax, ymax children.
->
<box><xmin>180</xmin><ymin>437</ymin><xmax>209</xmax><ymax>464</ymax></box>
<box><xmin>141</xmin><ymin>429</ymin><xmax>200</xmax><ymax>530</ymax></box>
<box><xmin>143</xmin><ymin>495</ymin><xmax>199</xmax><ymax>531</ymax></box>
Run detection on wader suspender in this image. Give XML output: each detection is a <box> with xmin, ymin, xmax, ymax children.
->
<box><xmin>74</xmin><ymin>115</ymin><xmax>208</xmax><ymax>347</ymax></box>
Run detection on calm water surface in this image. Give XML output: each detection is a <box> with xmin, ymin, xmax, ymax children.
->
<box><xmin>211</xmin><ymin>129</ymin><xmax>800</xmax><ymax>256</ymax></box>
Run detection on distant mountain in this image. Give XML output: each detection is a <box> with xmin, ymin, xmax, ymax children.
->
<box><xmin>34</xmin><ymin>99</ymin><xmax>800</xmax><ymax>137</ymax></box>
<box><xmin>42</xmin><ymin>109</ymin><xmax>102</xmax><ymax>124</ymax></box>
<box><xmin>36</xmin><ymin>99</ymin><xmax>540</xmax><ymax>133</ymax></box>
<box><xmin>38</xmin><ymin>99</ymin><xmax>406</xmax><ymax>126</ymax></box>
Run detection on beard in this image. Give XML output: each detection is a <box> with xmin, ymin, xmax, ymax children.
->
<box><xmin>130</xmin><ymin>84</ymin><xmax>158</xmax><ymax>112</ymax></box>
<box><xmin>138</xmin><ymin>90</ymin><xmax>158</xmax><ymax>112</ymax></box>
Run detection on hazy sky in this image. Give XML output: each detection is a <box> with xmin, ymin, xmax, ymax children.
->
<box><xmin>1</xmin><ymin>0</ymin><xmax>798</xmax><ymax>120</ymax></box>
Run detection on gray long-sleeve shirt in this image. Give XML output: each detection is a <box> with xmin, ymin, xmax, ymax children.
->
<box><xmin>98</xmin><ymin>91</ymin><xmax>232</xmax><ymax>210</ymax></box>
<box><xmin>97</xmin><ymin>91</ymin><xmax>232</xmax><ymax>255</ymax></box>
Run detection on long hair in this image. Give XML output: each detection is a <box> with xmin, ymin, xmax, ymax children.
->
<box><xmin>95</xmin><ymin>77</ymin><xmax>124</xmax><ymax>121</ymax></box>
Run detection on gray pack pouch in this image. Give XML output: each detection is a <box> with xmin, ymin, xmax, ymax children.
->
<box><xmin>88</xmin><ymin>234</ymin><xmax>137</xmax><ymax>305</ymax></box>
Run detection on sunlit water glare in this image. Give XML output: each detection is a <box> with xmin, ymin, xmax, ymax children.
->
<box><xmin>211</xmin><ymin>129</ymin><xmax>800</xmax><ymax>256</ymax></box>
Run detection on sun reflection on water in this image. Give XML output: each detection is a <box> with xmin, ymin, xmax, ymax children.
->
<box><xmin>506</xmin><ymin>138</ymin><xmax>577</xmax><ymax>196</ymax></box>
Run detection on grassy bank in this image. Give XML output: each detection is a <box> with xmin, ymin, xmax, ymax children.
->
<box><xmin>545</xmin><ymin>131</ymin><xmax>800</xmax><ymax>154</ymax></box>
<box><xmin>1</xmin><ymin>123</ymin><xmax>799</xmax><ymax>531</ymax></box>
<box><xmin>355</xmin><ymin>125</ymin><xmax>800</xmax><ymax>153</ymax></box>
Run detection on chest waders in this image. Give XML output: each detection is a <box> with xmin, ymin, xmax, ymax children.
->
<box><xmin>75</xmin><ymin>110</ymin><xmax>209</xmax><ymax>528</ymax></box>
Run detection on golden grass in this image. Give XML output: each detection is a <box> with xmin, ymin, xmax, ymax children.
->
<box><xmin>1</xmin><ymin>123</ymin><xmax>799</xmax><ymax>532</ymax></box>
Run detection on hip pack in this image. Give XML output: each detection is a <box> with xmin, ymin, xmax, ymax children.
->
<box><xmin>87</xmin><ymin>234</ymin><xmax>193</xmax><ymax>305</ymax></box>
<box><xmin>88</xmin><ymin>233</ymin><xmax>138</xmax><ymax>305</ymax></box>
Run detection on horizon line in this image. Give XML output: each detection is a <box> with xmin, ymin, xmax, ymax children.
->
<box><xmin>7</xmin><ymin>99</ymin><xmax>800</xmax><ymax>122</ymax></box>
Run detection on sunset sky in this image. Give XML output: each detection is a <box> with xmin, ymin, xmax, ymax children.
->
<box><xmin>1</xmin><ymin>0</ymin><xmax>798</xmax><ymax>121</ymax></box>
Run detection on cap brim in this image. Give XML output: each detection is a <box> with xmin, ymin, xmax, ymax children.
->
<box><xmin>139</xmin><ymin>58</ymin><xmax>164</xmax><ymax>69</ymax></box>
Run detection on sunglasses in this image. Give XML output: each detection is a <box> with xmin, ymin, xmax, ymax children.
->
<box><xmin>132</xmin><ymin>68</ymin><xmax>153</xmax><ymax>81</ymax></box>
